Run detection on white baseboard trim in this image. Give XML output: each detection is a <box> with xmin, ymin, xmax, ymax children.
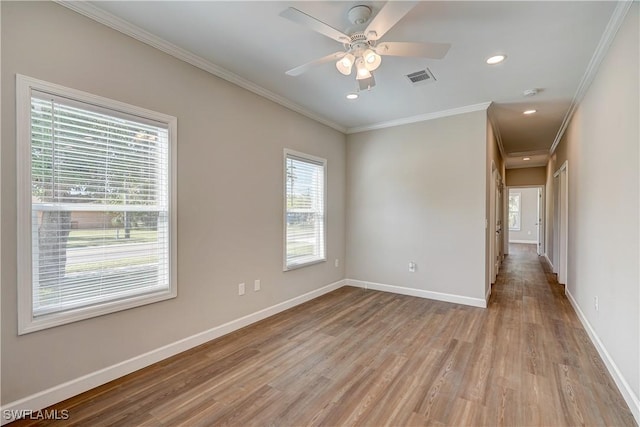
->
<box><xmin>0</xmin><ymin>279</ymin><xmax>346</xmax><ymax>425</ymax></box>
<box><xmin>543</xmin><ymin>253</ymin><xmax>554</xmax><ymax>270</ymax></box>
<box><xmin>486</xmin><ymin>285</ymin><xmax>492</xmax><ymax>304</ymax></box>
<box><xmin>508</xmin><ymin>239</ymin><xmax>537</xmax><ymax>244</ymax></box>
<box><xmin>565</xmin><ymin>289</ymin><xmax>640</xmax><ymax>424</ymax></box>
<box><xmin>346</xmin><ymin>279</ymin><xmax>486</xmax><ymax>308</ymax></box>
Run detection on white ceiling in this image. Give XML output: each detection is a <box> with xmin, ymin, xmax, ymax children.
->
<box><xmin>81</xmin><ymin>1</ymin><xmax>619</xmax><ymax>168</ymax></box>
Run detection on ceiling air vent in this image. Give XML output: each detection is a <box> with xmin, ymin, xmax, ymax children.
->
<box><xmin>406</xmin><ymin>68</ymin><xmax>436</xmax><ymax>86</ymax></box>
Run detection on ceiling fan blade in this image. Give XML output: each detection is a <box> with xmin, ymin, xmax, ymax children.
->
<box><xmin>280</xmin><ymin>8</ymin><xmax>351</xmax><ymax>44</ymax></box>
<box><xmin>365</xmin><ymin>1</ymin><xmax>418</xmax><ymax>41</ymax></box>
<box><xmin>376</xmin><ymin>42</ymin><xmax>451</xmax><ymax>59</ymax></box>
<box><xmin>285</xmin><ymin>51</ymin><xmax>346</xmax><ymax>77</ymax></box>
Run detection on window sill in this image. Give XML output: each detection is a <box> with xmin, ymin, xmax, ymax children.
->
<box><xmin>19</xmin><ymin>287</ymin><xmax>176</xmax><ymax>335</ymax></box>
<box><xmin>284</xmin><ymin>258</ymin><xmax>326</xmax><ymax>272</ymax></box>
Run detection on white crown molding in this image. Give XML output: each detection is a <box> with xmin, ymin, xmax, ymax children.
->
<box><xmin>346</xmin><ymin>102</ymin><xmax>492</xmax><ymax>134</ymax></box>
<box><xmin>54</xmin><ymin>1</ymin><xmax>347</xmax><ymax>134</ymax></box>
<box><xmin>487</xmin><ymin>104</ymin><xmax>506</xmax><ymax>159</ymax></box>
<box><xmin>54</xmin><ymin>2</ymin><xmax>493</xmax><ymax>138</ymax></box>
<box><xmin>549</xmin><ymin>0</ymin><xmax>633</xmax><ymax>154</ymax></box>
<box><xmin>506</xmin><ymin>149</ymin><xmax>549</xmax><ymax>157</ymax></box>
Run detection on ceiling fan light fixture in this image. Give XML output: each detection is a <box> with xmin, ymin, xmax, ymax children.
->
<box><xmin>336</xmin><ymin>53</ymin><xmax>355</xmax><ymax>75</ymax></box>
<box><xmin>355</xmin><ymin>58</ymin><xmax>372</xmax><ymax>80</ymax></box>
<box><xmin>358</xmin><ymin>74</ymin><xmax>376</xmax><ymax>91</ymax></box>
<box><xmin>363</xmin><ymin>49</ymin><xmax>382</xmax><ymax>71</ymax></box>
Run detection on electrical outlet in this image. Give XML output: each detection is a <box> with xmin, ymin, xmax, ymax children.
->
<box><xmin>254</xmin><ymin>279</ymin><xmax>261</xmax><ymax>292</ymax></box>
<box><xmin>238</xmin><ymin>283</ymin><xmax>245</xmax><ymax>296</ymax></box>
<box><xmin>409</xmin><ymin>261</ymin><xmax>417</xmax><ymax>273</ymax></box>
<box><xmin>335</xmin><ymin>259</ymin><xmax>339</xmax><ymax>268</ymax></box>
<box><xmin>594</xmin><ymin>296</ymin><xmax>599</xmax><ymax>311</ymax></box>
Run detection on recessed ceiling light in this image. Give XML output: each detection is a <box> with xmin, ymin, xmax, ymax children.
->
<box><xmin>486</xmin><ymin>54</ymin><xmax>506</xmax><ymax>65</ymax></box>
<box><xmin>346</xmin><ymin>93</ymin><xmax>359</xmax><ymax>100</ymax></box>
<box><xmin>523</xmin><ymin>157</ymin><xmax>531</xmax><ymax>161</ymax></box>
<box><xmin>523</xmin><ymin>109</ymin><xmax>537</xmax><ymax>115</ymax></box>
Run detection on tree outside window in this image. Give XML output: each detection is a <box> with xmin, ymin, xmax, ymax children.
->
<box><xmin>509</xmin><ymin>192</ymin><xmax>521</xmax><ymax>231</ymax></box>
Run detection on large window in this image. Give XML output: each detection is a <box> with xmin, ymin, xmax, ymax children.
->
<box><xmin>509</xmin><ymin>192</ymin><xmax>521</xmax><ymax>231</ymax></box>
<box><xmin>284</xmin><ymin>150</ymin><xmax>326</xmax><ymax>270</ymax></box>
<box><xmin>17</xmin><ymin>75</ymin><xmax>177</xmax><ymax>334</ymax></box>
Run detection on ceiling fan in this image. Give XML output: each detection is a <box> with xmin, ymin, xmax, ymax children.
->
<box><xmin>280</xmin><ymin>1</ymin><xmax>451</xmax><ymax>91</ymax></box>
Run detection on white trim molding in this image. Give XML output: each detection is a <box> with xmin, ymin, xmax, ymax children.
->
<box><xmin>550</xmin><ymin>0</ymin><xmax>634</xmax><ymax>154</ymax></box>
<box><xmin>55</xmin><ymin>1</ymin><xmax>347</xmax><ymax>134</ymax></box>
<box><xmin>565</xmin><ymin>290</ymin><xmax>640</xmax><ymax>424</ymax></box>
<box><xmin>346</xmin><ymin>279</ymin><xmax>487</xmax><ymax>308</ymax></box>
<box><xmin>0</xmin><ymin>279</ymin><xmax>346</xmax><ymax>425</ymax></box>
<box><xmin>487</xmin><ymin>104</ymin><xmax>506</xmax><ymax>159</ymax></box>
<box><xmin>346</xmin><ymin>102</ymin><xmax>491</xmax><ymax>134</ymax></box>
<box><xmin>508</xmin><ymin>239</ymin><xmax>537</xmax><ymax>244</ymax></box>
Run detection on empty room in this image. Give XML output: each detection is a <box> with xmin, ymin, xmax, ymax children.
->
<box><xmin>1</xmin><ymin>1</ymin><xmax>638</xmax><ymax>426</ymax></box>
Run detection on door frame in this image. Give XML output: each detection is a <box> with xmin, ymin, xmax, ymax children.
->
<box><xmin>505</xmin><ymin>184</ymin><xmax>545</xmax><ymax>255</ymax></box>
<box><xmin>489</xmin><ymin>162</ymin><xmax>503</xmax><ymax>285</ymax></box>
<box><xmin>536</xmin><ymin>186</ymin><xmax>545</xmax><ymax>256</ymax></box>
<box><xmin>553</xmin><ymin>161</ymin><xmax>569</xmax><ymax>287</ymax></box>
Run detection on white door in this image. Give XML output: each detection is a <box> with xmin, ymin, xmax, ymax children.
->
<box><xmin>552</xmin><ymin>175</ymin><xmax>560</xmax><ymax>273</ymax></box>
<box><xmin>553</xmin><ymin>162</ymin><xmax>568</xmax><ymax>285</ymax></box>
<box><xmin>495</xmin><ymin>172</ymin><xmax>502</xmax><ymax>276</ymax></box>
<box><xmin>559</xmin><ymin>166</ymin><xmax>568</xmax><ymax>285</ymax></box>
<box><xmin>489</xmin><ymin>164</ymin><xmax>503</xmax><ymax>285</ymax></box>
<box><xmin>489</xmin><ymin>167</ymin><xmax>496</xmax><ymax>283</ymax></box>
<box><xmin>536</xmin><ymin>187</ymin><xmax>544</xmax><ymax>256</ymax></box>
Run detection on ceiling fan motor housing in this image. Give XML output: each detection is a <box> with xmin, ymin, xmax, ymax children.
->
<box><xmin>348</xmin><ymin>33</ymin><xmax>372</xmax><ymax>54</ymax></box>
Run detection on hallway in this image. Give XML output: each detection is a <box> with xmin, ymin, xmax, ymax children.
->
<box><xmin>489</xmin><ymin>243</ymin><xmax>635</xmax><ymax>426</ymax></box>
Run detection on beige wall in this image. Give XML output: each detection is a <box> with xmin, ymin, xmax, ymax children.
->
<box><xmin>346</xmin><ymin>111</ymin><xmax>488</xmax><ymax>302</ymax></box>
<box><xmin>505</xmin><ymin>166</ymin><xmax>546</xmax><ymax>186</ymax></box>
<box><xmin>1</xmin><ymin>2</ymin><xmax>346</xmax><ymax>403</ymax></box>
<box><xmin>546</xmin><ymin>3</ymin><xmax>639</xmax><ymax>413</ymax></box>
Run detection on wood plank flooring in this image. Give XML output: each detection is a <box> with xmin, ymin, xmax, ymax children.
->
<box><xmin>10</xmin><ymin>244</ymin><xmax>636</xmax><ymax>426</ymax></box>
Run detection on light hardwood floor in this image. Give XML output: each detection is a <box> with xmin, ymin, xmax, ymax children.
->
<box><xmin>10</xmin><ymin>244</ymin><xmax>636</xmax><ymax>426</ymax></box>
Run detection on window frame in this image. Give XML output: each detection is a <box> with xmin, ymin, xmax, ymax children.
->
<box><xmin>16</xmin><ymin>75</ymin><xmax>178</xmax><ymax>334</ymax></box>
<box><xmin>283</xmin><ymin>149</ymin><xmax>327</xmax><ymax>271</ymax></box>
<box><xmin>508</xmin><ymin>192</ymin><xmax>521</xmax><ymax>231</ymax></box>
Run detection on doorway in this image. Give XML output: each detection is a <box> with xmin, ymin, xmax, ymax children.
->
<box><xmin>507</xmin><ymin>186</ymin><xmax>545</xmax><ymax>256</ymax></box>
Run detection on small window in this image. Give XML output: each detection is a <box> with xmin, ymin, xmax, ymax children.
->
<box><xmin>17</xmin><ymin>75</ymin><xmax>177</xmax><ymax>334</ymax></box>
<box><xmin>284</xmin><ymin>150</ymin><xmax>326</xmax><ymax>270</ymax></box>
<box><xmin>509</xmin><ymin>192</ymin><xmax>521</xmax><ymax>231</ymax></box>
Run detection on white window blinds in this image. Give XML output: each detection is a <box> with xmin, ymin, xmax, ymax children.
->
<box><xmin>18</xmin><ymin>80</ymin><xmax>175</xmax><ymax>332</ymax></box>
<box><xmin>284</xmin><ymin>151</ymin><xmax>326</xmax><ymax>269</ymax></box>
